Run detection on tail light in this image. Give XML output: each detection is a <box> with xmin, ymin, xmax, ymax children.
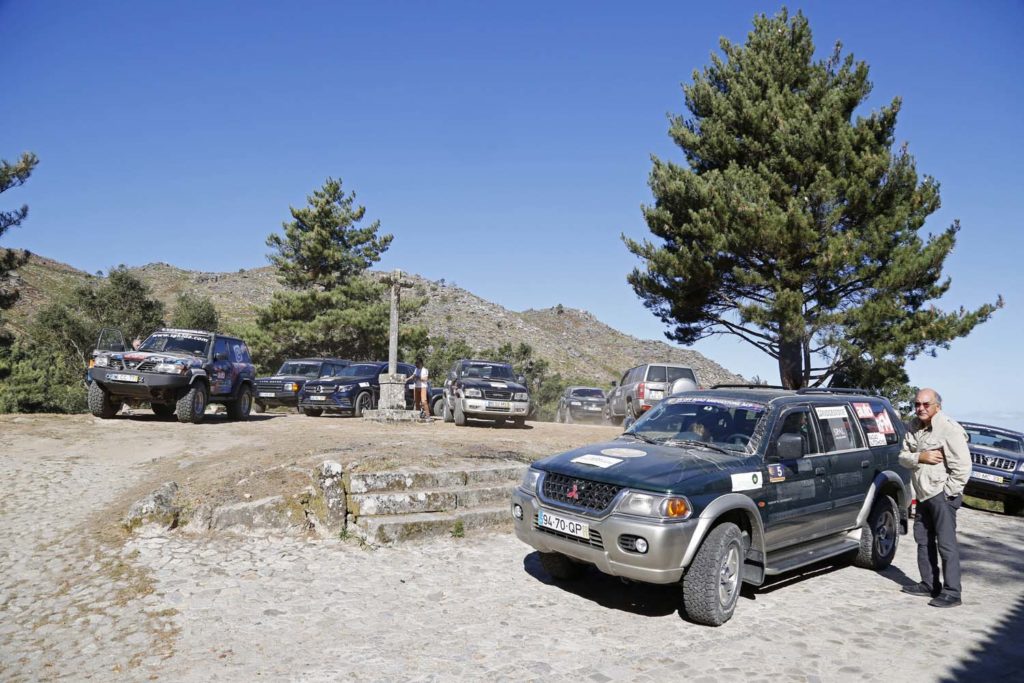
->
<box><xmin>637</xmin><ymin>382</ymin><xmax>645</xmax><ymax>399</ymax></box>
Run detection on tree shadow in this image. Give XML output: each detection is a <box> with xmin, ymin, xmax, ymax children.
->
<box><xmin>940</xmin><ymin>591</ymin><xmax>1024</xmax><ymax>681</ymax></box>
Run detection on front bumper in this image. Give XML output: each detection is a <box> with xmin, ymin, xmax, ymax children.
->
<box><xmin>298</xmin><ymin>394</ymin><xmax>353</xmax><ymax>413</ymax></box>
<box><xmin>92</xmin><ymin>368</ymin><xmax>189</xmax><ymax>399</ymax></box>
<box><xmin>568</xmin><ymin>404</ymin><xmax>605</xmax><ymax>421</ymax></box>
<box><xmin>255</xmin><ymin>390</ymin><xmax>299</xmax><ymax>407</ymax></box>
<box><xmin>965</xmin><ymin>467</ymin><xmax>1024</xmax><ymax>501</ymax></box>
<box><xmin>510</xmin><ymin>488</ymin><xmax>698</xmax><ymax>584</ymax></box>
<box><xmin>460</xmin><ymin>398</ymin><xmax>529</xmax><ymax>419</ymax></box>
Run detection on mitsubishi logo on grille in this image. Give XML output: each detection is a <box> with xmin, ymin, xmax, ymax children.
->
<box><xmin>566</xmin><ymin>483</ymin><xmax>580</xmax><ymax>500</ymax></box>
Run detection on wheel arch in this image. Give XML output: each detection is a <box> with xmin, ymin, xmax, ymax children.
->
<box><xmin>856</xmin><ymin>471</ymin><xmax>912</xmax><ymax>533</ymax></box>
<box><xmin>681</xmin><ymin>494</ymin><xmax>766</xmax><ymax>585</ymax></box>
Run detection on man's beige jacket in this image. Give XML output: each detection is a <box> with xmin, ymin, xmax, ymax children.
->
<box><xmin>898</xmin><ymin>411</ymin><xmax>972</xmax><ymax>502</ymax></box>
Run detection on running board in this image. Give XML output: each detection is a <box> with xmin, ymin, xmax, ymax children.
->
<box><xmin>764</xmin><ymin>535</ymin><xmax>860</xmax><ymax>576</ymax></box>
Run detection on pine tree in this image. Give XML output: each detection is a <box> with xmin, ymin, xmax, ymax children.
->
<box><xmin>1</xmin><ymin>152</ymin><xmax>39</xmax><ymax>320</ymax></box>
<box><xmin>625</xmin><ymin>9</ymin><xmax>1001</xmax><ymax>389</ymax></box>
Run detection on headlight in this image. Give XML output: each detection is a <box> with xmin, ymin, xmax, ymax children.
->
<box><xmin>514</xmin><ymin>392</ymin><xmax>528</xmax><ymax>401</ymax></box>
<box><xmin>569</xmin><ymin>400</ymin><xmax>581</xmax><ymax>406</ymax></box>
<box><xmin>464</xmin><ymin>388</ymin><xmax>482</xmax><ymax>398</ymax></box>
<box><xmin>153</xmin><ymin>363</ymin><xmax>187</xmax><ymax>374</ymax></box>
<box><xmin>1018</xmin><ymin>460</ymin><xmax>1024</xmax><ymax>472</ymax></box>
<box><xmin>284</xmin><ymin>382</ymin><xmax>299</xmax><ymax>392</ymax></box>
<box><xmin>520</xmin><ymin>468</ymin><xmax>542</xmax><ymax>492</ymax></box>
<box><xmin>615</xmin><ymin>491</ymin><xmax>692</xmax><ymax>519</ymax></box>
<box><xmin>336</xmin><ymin>384</ymin><xmax>353</xmax><ymax>393</ymax></box>
<box><xmin>94</xmin><ymin>356</ymin><xmax>109</xmax><ymax>367</ymax></box>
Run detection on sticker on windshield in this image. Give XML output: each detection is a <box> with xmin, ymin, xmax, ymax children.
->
<box><xmin>814</xmin><ymin>406</ymin><xmax>848</xmax><ymax>420</ymax></box>
<box><xmin>731</xmin><ymin>471</ymin><xmax>762</xmax><ymax>492</ymax></box>
<box><xmin>600</xmin><ymin>448</ymin><xmax>646</xmax><ymax>458</ymax></box>
<box><xmin>571</xmin><ymin>454</ymin><xmax>622</xmax><ymax>468</ymax></box>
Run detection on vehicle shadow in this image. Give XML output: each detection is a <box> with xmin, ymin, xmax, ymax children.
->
<box><xmin>111</xmin><ymin>412</ymin><xmax>280</xmax><ymax>423</ymax></box>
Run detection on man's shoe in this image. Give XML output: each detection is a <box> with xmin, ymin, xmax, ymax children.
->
<box><xmin>928</xmin><ymin>594</ymin><xmax>962</xmax><ymax>608</ymax></box>
<box><xmin>901</xmin><ymin>583</ymin><xmax>938</xmax><ymax>597</ymax></box>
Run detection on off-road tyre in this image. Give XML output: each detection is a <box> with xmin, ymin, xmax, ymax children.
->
<box><xmin>682</xmin><ymin>522</ymin><xmax>745</xmax><ymax>627</ymax></box>
<box><xmin>431</xmin><ymin>396</ymin><xmax>444</xmax><ymax>419</ymax></box>
<box><xmin>604</xmin><ymin>405</ymin><xmax>623</xmax><ymax>426</ymax></box>
<box><xmin>151</xmin><ymin>403</ymin><xmax>175</xmax><ymax>419</ymax></box>
<box><xmin>303</xmin><ymin>408</ymin><xmax>323</xmax><ymax>417</ymax></box>
<box><xmin>853</xmin><ymin>494</ymin><xmax>899</xmax><ymax>569</ymax></box>
<box><xmin>454</xmin><ymin>401</ymin><xmax>467</xmax><ymax>426</ymax></box>
<box><xmin>88</xmin><ymin>382</ymin><xmax>119</xmax><ymax>419</ymax></box>
<box><xmin>564</xmin><ymin>410</ymin><xmax>573</xmax><ymax>425</ymax></box>
<box><xmin>353</xmin><ymin>391</ymin><xmax>372</xmax><ymax>418</ymax></box>
<box><xmin>252</xmin><ymin>401</ymin><xmax>266</xmax><ymax>414</ymax></box>
<box><xmin>176</xmin><ymin>383</ymin><xmax>208</xmax><ymax>424</ymax></box>
<box><xmin>443</xmin><ymin>399</ymin><xmax>454</xmax><ymax>423</ymax></box>
<box><xmin>555</xmin><ymin>407</ymin><xmax>564</xmax><ymax>423</ymax></box>
<box><xmin>227</xmin><ymin>385</ymin><xmax>253</xmax><ymax>421</ymax></box>
<box><xmin>1005</xmin><ymin>498</ymin><xmax>1023</xmax><ymax>516</ymax></box>
<box><xmin>539</xmin><ymin>552</ymin><xmax>585</xmax><ymax>581</ymax></box>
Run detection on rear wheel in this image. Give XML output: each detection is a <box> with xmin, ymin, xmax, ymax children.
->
<box><xmin>151</xmin><ymin>403</ymin><xmax>175</xmax><ymax>419</ymax></box>
<box><xmin>682</xmin><ymin>522</ymin><xmax>745</xmax><ymax>627</ymax></box>
<box><xmin>302</xmin><ymin>408</ymin><xmax>323</xmax><ymax>417</ymax></box>
<box><xmin>227</xmin><ymin>385</ymin><xmax>253</xmax><ymax>421</ymax></box>
<box><xmin>176</xmin><ymin>383</ymin><xmax>208</xmax><ymax>424</ymax></box>
<box><xmin>353</xmin><ymin>391</ymin><xmax>372</xmax><ymax>417</ymax></box>
<box><xmin>539</xmin><ymin>552</ymin><xmax>585</xmax><ymax>581</ymax></box>
<box><xmin>853</xmin><ymin>494</ymin><xmax>899</xmax><ymax>569</ymax></box>
<box><xmin>604</xmin><ymin>405</ymin><xmax>623</xmax><ymax>427</ymax></box>
<box><xmin>88</xmin><ymin>382</ymin><xmax>119</xmax><ymax>419</ymax></box>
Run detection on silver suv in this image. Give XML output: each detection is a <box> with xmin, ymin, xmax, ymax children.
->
<box><xmin>604</xmin><ymin>363</ymin><xmax>698</xmax><ymax>425</ymax></box>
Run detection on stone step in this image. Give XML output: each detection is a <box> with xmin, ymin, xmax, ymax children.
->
<box><xmin>352</xmin><ymin>505</ymin><xmax>512</xmax><ymax>544</ymax></box>
<box><xmin>345</xmin><ymin>463</ymin><xmax>526</xmax><ymax>494</ymax></box>
<box><xmin>347</xmin><ymin>482</ymin><xmax>516</xmax><ymax>516</ymax></box>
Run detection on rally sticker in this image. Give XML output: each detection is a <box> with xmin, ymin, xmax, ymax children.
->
<box><xmin>852</xmin><ymin>402</ymin><xmax>874</xmax><ymax>419</ymax></box>
<box><xmin>600</xmin><ymin>448</ymin><xmax>647</xmax><ymax>458</ymax></box>
<box><xmin>767</xmin><ymin>463</ymin><xmax>786</xmax><ymax>483</ymax></box>
<box><xmin>489</xmin><ymin>382</ymin><xmax>508</xmax><ymax>388</ymax></box>
<box><xmin>571</xmin><ymin>454</ymin><xmax>622</xmax><ymax>468</ymax></box>
<box><xmin>815</xmin><ymin>406</ymin><xmax>848</xmax><ymax>420</ymax></box>
<box><xmin>359</xmin><ymin>382</ymin><xmax>369</xmax><ymax>387</ymax></box>
<box><xmin>867</xmin><ymin>432</ymin><xmax>887</xmax><ymax>447</ymax></box>
<box><xmin>731</xmin><ymin>471</ymin><xmax>762</xmax><ymax>492</ymax></box>
<box><xmin>874</xmin><ymin>410</ymin><xmax>896</xmax><ymax>435</ymax></box>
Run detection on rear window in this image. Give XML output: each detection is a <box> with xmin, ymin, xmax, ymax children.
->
<box><xmin>851</xmin><ymin>401</ymin><xmax>900</xmax><ymax>447</ymax></box>
<box><xmin>570</xmin><ymin>388</ymin><xmax>604</xmax><ymax>398</ymax></box>
<box><xmin>646</xmin><ymin>366</ymin><xmax>695</xmax><ymax>383</ymax></box>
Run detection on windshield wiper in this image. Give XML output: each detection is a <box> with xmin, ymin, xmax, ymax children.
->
<box><xmin>661</xmin><ymin>439</ymin><xmax>737</xmax><ymax>455</ymax></box>
<box><xmin>621</xmin><ymin>432</ymin><xmax>659</xmax><ymax>445</ymax></box>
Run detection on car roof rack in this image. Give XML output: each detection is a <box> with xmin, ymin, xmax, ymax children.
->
<box><xmin>710</xmin><ymin>383</ymin><xmax>788</xmax><ymax>390</ymax></box>
<box><xmin>795</xmin><ymin>387</ymin><xmax>871</xmax><ymax>396</ymax></box>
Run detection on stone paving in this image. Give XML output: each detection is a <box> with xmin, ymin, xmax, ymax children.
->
<box><xmin>2</xmin><ymin>418</ymin><xmax>1023</xmax><ymax>681</ymax></box>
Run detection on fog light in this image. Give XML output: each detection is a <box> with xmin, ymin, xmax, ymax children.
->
<box><xmin>634</xmin><ymin>537</ymin><xmax>649</xmax><ymax>554</ymax></box>
<box><xmin>512</xmin><ymin>504</ymin><xmax>523</xmax><ymax>520</ymax></box>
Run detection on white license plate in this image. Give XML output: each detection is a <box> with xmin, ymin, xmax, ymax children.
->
<box><xmin>258</xmin><ymin>392</ymin><xmax>275</xmax><ymax>398</ymax></box>
<box><xmin>648</xmin><ymin>390</ymin><xmax>664</xmax><ymax>399</ymax></box>
<box><xmin>486</xmin><ymin>401</ymin><xmax>510</xmax><ymax>409</ymax></box>
<box><xmin>309</xmin><ymin>395</ymin><xmax>326</xmax><ymax>401</ymax></box>
<box><xmin>537</xmin><ymin>509</ymin><xmax>589</xmax><ymax>539</ymax></box>
<box><xmin>972</xmin><ymin>472</ymin><xmax>1005</xmax><ymax>483</ymax></box>
<box><xmin>585</xmin><ymin>405</ymin><xmax>600</xmax><ymax>411</ymax></box>
<box><xmin>108</xmin><ymin>373</ymin><xmax>141</xmax><ymax>383</ymax></box>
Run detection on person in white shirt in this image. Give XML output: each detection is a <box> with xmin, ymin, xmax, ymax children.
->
<box><xmin>413</xmin><ymin>358</ymin><xmax>429</xmax><ymax>417</ymax></box>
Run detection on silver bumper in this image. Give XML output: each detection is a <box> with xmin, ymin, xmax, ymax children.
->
<box><xmin>459</xmin><ymin>398</ymin><xmax>529</xmax><ymax>418</ymax></box>
<box><xmin>510</xmin><ymin>488</ymin><xmax>698</xmax><ymax>584</ymax></box>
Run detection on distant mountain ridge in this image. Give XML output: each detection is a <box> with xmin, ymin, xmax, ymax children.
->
<box><xmin>4</xmin><ymin>254</ymin><xmax>746</xmax><ymax>386</ymax></box>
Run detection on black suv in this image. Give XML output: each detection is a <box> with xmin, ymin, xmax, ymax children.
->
<box><xmin>254</xmin><ymin>357</ymin><xmax>351</xmax><ymax>412</ymax></box>
<box><xmin>555</xmin><ymin>386</ymin><xmax>606</xmax><ymax>424</ymax></box>
<box><xmin>298</xmin><ymin>361</ymin><xmax>416</xmax><ymax>417</ymax></box>
<box><xmin>961</xmin><ymin>421</ymin><xmax>1024</xmax><ymax>516</ymax></box>
<box><xmin>89</xmin><ymin>328</ymin><xmax>256</xmax><ymax>423</ymax></box>
<box><xmin>440</xmin><ymin>359</ymin><xmax>530</xmax><ymax>428</ymax></box>
<box><xmin>511</xmin><ymin>386</ymin><xmax>911</xmax><ymax>626</ymax></box>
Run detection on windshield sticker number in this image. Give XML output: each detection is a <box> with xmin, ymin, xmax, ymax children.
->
<box><xmin>731</xmin><ymin>471</ymin><xmax>762</xmax><ymax>492</ymax></box>
<box><xmin>571</xmin><ymin>454</ymin><xmax>623</xmax><ymax>468</ymax></box>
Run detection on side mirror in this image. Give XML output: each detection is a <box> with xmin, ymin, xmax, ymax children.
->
<box><xmin>776</xmin><ymin>433</ymin><xmax>805</xmax><ymax>459</ymax></box>
<box><xmin>610</xmin><ymin>381</ymin><xmax>618</xmax><ymax>388</ymax></box>
<box><xmin>215</xmin><ymin>352</ymin><xmax>229</xmax><ymax>361</ymax></box>
<box><xmin>448</xmin><ymin>370</ymin><xmax>456</xmax><ymax>381</ymax></box>
<box><xmin>517</xmin><ymin>375</ymin><xmax>526</xmax><ymax>385</ymax></box>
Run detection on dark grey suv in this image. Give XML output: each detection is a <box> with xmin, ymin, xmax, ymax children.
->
<box><xmin>512</xmin><ymin>385</ymin><xmax>911</xmax><ymax>626</ymax></box>
<box><xmin>605</xmin><ymin>363</ymin><xmax>699</xmax><ymax>425</ymax></box>
<box><xmin>961</xmin><ymin>421</ymin><xmax>1024</xmax><ymax>515</ymax></box>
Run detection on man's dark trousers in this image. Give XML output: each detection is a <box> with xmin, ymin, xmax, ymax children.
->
<box><xmin>914</xmin><ymin>493</ymin><xmax>963</xmax><ymax>598</ymax></box>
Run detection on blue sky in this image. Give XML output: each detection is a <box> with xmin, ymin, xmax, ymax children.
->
<box><xmin>2</xmin><ymin>1</ymin><xmax>1022</xmax><ymax>428</ymax></box>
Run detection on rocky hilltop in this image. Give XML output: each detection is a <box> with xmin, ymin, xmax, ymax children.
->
<box><xmin>4</xmin><ymin>254</ymin><xmax>745</xmax><ymax>386</ymax></box>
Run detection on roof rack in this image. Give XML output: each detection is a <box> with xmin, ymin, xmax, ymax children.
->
<box><xmin>710</xmin><ymin>383</ymin><xmax>788</xmax><ymax>390</ymax></box>
<box><xmin>795</xmin><ymin>387</ymin><xmax>870</xmax><ymax>396</ymax></box>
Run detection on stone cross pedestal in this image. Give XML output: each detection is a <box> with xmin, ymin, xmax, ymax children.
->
<box><xmin>363</xmin><ymin>269</ymin><xmax>425</xmax><ymax>422</ymax></box>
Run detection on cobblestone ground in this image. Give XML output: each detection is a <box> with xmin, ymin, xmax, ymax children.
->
<box><xmin>2</xmin><ymin>417</ymin><xmax>1023</xmax><ymax>681</ymax></box>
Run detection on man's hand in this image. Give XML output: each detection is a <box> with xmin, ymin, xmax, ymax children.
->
<box><xmin>919</xmin><ymin>449</ymin><xmax>945</xmax><ymax>465</ymax></box>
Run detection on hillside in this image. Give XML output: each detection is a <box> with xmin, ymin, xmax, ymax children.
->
<box><xmin>3</xmin><ymin>254</ymin><xmax>745</xmax><ymax>386</ymax></box>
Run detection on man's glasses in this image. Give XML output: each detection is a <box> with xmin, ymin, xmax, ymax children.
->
<box><xmin>914</xmin><ymin>402</ymin><xmax>933</xmax><ymax>408</ymax></box>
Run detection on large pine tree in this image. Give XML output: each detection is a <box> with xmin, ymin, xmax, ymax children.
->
<box><xmin>0</xmin><ymin>152</ymin><xmax>39</xmax><ymax>317</ymax></box>
<box><xmin>625</xmin><ymin>9</ymin><xmax>1001</xmax><ymax>389</ymax></box>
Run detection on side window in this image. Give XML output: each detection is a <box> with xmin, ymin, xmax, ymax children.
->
<box><xmin>777</xmin><ymin>408</ymin><xmax>820</xmax><ymax>455</ymax></box>
<box><xmin>813</xmin><ymin>405</ymin><xmax>865</xmax><ymax>452</ymax></box>
<box><xmin>229</xmin><ymin>341</ymin><xmax>250</xmax><ymax>363</ymax></box>
<box><xmin>619</xmin><ymin>369</ymin><xmax>631</xmax><ymax>385</ymax></box>
<box><xmin>628</xmin><ymin>367</ymin><xmax>643</xmax><ymax>384</ymax></box>
<box><xmin>851</xmin><ymin>400</ymin><xmax>900</xmax><ymax>447</ymax></box>
<box><xmin>213</xmin><ymin>337</ymin><xmax>230</xmax><ymax>360</ymax></box>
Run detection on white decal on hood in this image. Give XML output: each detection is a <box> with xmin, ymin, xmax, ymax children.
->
<box><xmin>600</xmin><ymin>448</ymin><xmax>647</xmax><ymax>458</ymax></box>
<box><xmin>489</xmin><ymin>382</ymin><xmax>508</xmax><ymax>388</ymax></box>
<box><xmin>731</xmin><ymin>471</ymin><xmax>762</xmax><ymax>492</ymax></box>
<box><xmin>571</xmin><ymin>454</ymin><xmax>622</xmax><ymax>468</ymax></box>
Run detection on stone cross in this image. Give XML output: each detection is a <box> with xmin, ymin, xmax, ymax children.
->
<box><xmin>381</xmin><ymin>269</ymin><xmax>413</xmax><ymax>374</ymax></box>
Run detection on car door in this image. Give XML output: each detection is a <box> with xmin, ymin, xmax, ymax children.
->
<box><xmin>209</xmin><ymin>337</ymin><xmax>234</xmax><ymax>396</ymax></box>
<box><xmin>762</xmin><ymin>405</ymin><xmax>834</xmax><ymax>550</ymax></box>
<box><xmin>815</xmin><ymin>402</ymin><xmax>872</xmax><ymax>532</ymax></box>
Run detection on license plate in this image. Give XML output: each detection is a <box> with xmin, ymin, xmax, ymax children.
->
<box><xmin>258</xmin><ymin>392</ymin><xmax>275</xmax><ymax>398</ymax></box>
<box><xmin>537</xmin><ymin>509</ymin><xmax>589</xmax><ymax>539</ymax></box>
<box><xmin>108</xmin><ymin>373</ymin><xmax>141</xmax><ymax>383</ymax></box>
<box><xmin>972</xmin><ymin>472</ymin><xmax>1005</xmax><ymax>483</ymax></box>
<box><xmin>310</xmin><ymin>395</ymin><xmax>326</xmax><ymax>401</ymax></box>
<box><xmin>648</xmin><ymin>390</ymin><xmax>664</xmax><ymax>399</ymax></box>
<box><xmin>585</xmin><ymin>405</ymin><xmax>600</xmax><ymax>411</ymax></box>
<box><xmin>486</xmin><ymin>401</ymin><xmax>510</xmax><ymax>409</ymax></box>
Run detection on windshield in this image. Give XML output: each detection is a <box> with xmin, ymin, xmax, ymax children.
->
<box><xmin>461</xmin><ymin>363</ymin><xmax>515</xmax><ymax>380</ymax></box>
<box><xmin>338</xmin><ymin>363</ymin><xmax>382</xmax><ymax>378</ymax></box>
<box><xmin>965</xmin><ymin>427</ymin><xmax>1023</xmax><ymax>453</ymax></box>
<box><xmin>139</xmin><ymin>332</ymin><xmax>210</xmax><ymax>356</ymax></box>
<box><xmin>625</xmin><ymin>395</ymin><xmax>768</xmax><ymax>452</ymax></box>
<box><xmin>277</xmin><ymin>362</ymin><xmax>322</xmax><ymax>378</ymax></box>
<box><xmin>570</xmin><ymin>388</ymin><xmax>605</xmax><ymax>399</ymax></box>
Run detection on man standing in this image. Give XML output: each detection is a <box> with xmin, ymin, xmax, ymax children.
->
<box><xmin>898</xmin><ymin>388</ymin><xmax>972</xmax><ymax>607</ymax></box>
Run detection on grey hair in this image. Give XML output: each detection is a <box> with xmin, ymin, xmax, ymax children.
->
<box><xmin>933</xmin><ymin>391</ymin><xmax>942</xmax><ymax>406</ymax></box>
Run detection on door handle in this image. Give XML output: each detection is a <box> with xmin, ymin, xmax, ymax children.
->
<box><xmin>814</xmin><ymin>466</ymin><xmax>826</xmax><ymax>476</ymax></box>
<box><xmin>861</xmin><ymin>460</ymin><xmax>870</xmax><ymax>468</ymax></box>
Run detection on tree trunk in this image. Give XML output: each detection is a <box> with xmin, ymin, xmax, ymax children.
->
<box><xmin>777</xmin><ymin>339</ymin><xmax>804</xmax><ymax>389</ymax></box>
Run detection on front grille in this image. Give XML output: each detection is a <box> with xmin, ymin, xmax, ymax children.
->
<box><xmin>136</xmin><ymin>359</ymin><xmax>160</xmax><ymax>372</ymax></box>
<box><xmin>541</xmin><ymin>473</ymin><xmax>623</xmax><ymax>513</ymax></box>
<box><xmin>972</xmin><ymin>452</ymin><xmax>1017</xmax><ymax>472</ymax></box>
<box><xmin>533</xmin><ymin>522</ymin><xmax>604</xmax><ymax>550</ymax></box>
<box><xmin>483</xmin><ymin>389</ymin><xmax>513</xmax><ymax>400</ymax></box>
<box><xmin>107</xmin><ymin>359</ymin><xmax>125</xmax><ymax>370</ymax></box>
<box><xmin>257</xmin><ymin>379</ymin><xmax>284</xmax><ymax>391</ymax></box>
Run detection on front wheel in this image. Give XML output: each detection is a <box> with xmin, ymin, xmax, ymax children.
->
<box><xmin>682</xmin><ymin>522</ymin><xmax>745</xmax><ymax>627</ymax></box>
<box><xmin>431</xmin><ymin>396</ymin><xmax>444</xmax><ymax>419</ymax></box>
<box><xmin>227</xmin><ymin>385</ymin><xmax>253</xmax><ymax>421</ymax></box>
<box><xmin>853</xmin><ymin>495</ymin><xmax>899</xmax><ymax>569</ymax></box>
<box><xmin>353</xmin><ymin>391</ymin><xmax>372</xmax><ymax>417</ymax></box>
<box><xmin>454</xmin><ymin>401</ymin><xmax>467</xmax><ymax>426</ymax></box>
<box><xmin>176</xmin><ymin>383</ymin><xmax>208</xmax><ymax>424</ymax></box>
<box><xmin>88</xmin><ymin>382</ymin><xmax>119</xmax><ymax>419</ymax></box>
<box><xmin>443</xmin><ymin>399</ymin><xmax>454</xmax><ymax>423</ymax></box>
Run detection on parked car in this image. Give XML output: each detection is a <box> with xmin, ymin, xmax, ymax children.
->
<box><xmin>440</xmin><ymin>359</ymin><xmax>530</xmax><ymax>428</ymax></box>
<box><xmin>555</xmin><ymin>386</ymin><xmax>606</xmax><ymax>423</ymax></box>
<box><xmin>511</xmin><ymin>385</ymin><xmax>911</xmax><ymax>626</ymax></box>
<box><xmin>961</xmin><ymin>421</ymin><xmax>1024</xmax><ymax>516</ymax></box>
<box><xmin>88</xmin><ymin>327</ymin><xmax>256</xmax><ymax>423</ymax></box>
<box><xmin>604</xmin><ymin>363</ymin><xmax>699</xmax><ymax>425</ymax></box>
<box><xmin>298</xmin><ymin>361</ymin><xmax>416</xmax><ymax>417</ymax></box>
<box><xmin>254</xmin><ymin>357</ymin><xmax>351</xmax><ymax>412</ymax></box>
